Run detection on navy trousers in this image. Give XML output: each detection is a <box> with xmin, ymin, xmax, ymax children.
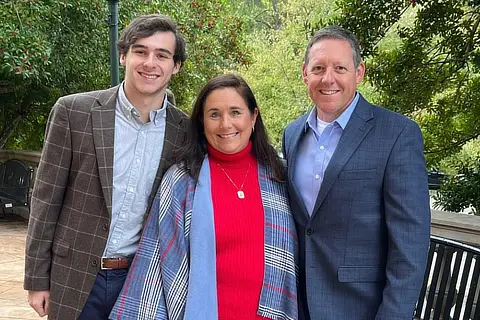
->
<box><xmin>78</xmin><ymin>269</ymin><xmax>128</xmax><ymax>320</ymax></box>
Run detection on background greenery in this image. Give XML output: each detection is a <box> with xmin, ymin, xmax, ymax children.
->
<box><xmin>1</xmin><ymin>0</ymin><xmax>479</xmax><ymax>214</ymax></box>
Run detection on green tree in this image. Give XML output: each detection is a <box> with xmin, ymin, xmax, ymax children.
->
<box><xmin>433</xmin><ymin>161</ymin><xmax>480</xmax><ymax>215</ymax></box>
<box><xmin>433</xmin><ymin>138</ymin><xmax>480</xmax><ymax>214</ymax></box>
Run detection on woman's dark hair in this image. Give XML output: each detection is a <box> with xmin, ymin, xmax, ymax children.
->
<box><xmin>175</xmin><ymin>73</ymin><xmax>285</xmax><ymax>182</ymax></box>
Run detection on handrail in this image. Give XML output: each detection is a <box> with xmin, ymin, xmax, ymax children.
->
<box><xmin>430</xmin><ymin>235</ymin><xmax>480</xmax><ymax>253</ymax></box>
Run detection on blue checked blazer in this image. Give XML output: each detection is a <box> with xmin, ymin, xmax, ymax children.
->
<box><xmin>110</xmin><ymin>158</ymin><xmax>299</xmax><ymax>320</ymax></box>
<box><xmin>282</xmin><ymin>94</ymin><xmax>431</xmax><ymax>320</ymax></box>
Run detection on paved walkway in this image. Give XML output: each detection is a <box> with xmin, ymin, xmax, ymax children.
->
<box><xmin>0</xmin><ymin>212</ymin><xmax>39</xmax><ymax>320</ymax></box>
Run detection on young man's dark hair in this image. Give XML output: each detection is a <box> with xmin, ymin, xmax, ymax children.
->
<box><xmin>117</xmin><ymin>14</ymin><xmax>187</xmax><ymax>69</ymax></box>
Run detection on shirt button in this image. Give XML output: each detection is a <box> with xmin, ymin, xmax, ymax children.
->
<box><xmin>120</xmin><ymin>214</ymin><xmax>126</xmax><ymax>218</ymax></box>
<box><xmin>102</xmin><ymin>223</ymin><xmax>108</xmax><ymax>231</ymax></box>
<box><xmin>315</xmin><ymin>174</ymin><xmax>320</xmax><ymax>180</ymax></box>
<box><xmin>136</xmin><ymin>159</ymin><xmax>140</xmax><ymax>163</ymax></box>
<box><xmin>306</xmin><ymin>228</ymin><xmax>314</xmax><ymax>235</ymax></box>
<box><xmin>112</xmin><ymin>239</ymin><xmax>118</xmax><ymax>244</ymax></box>
<box><xmin>129</xmin><ymin>187</ymin><xmax>134</xmax><ymax>192</ymax></box>
<box><xmin>319</xmin><ymin>146</ymin><xmax>325</xmax><ymax>150</ymax></box>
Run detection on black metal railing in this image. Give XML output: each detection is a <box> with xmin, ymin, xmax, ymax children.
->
<box><xmin>415</xmin><ymin>235</ymin><xmax>480</xmax><ymax>320</ymax></box>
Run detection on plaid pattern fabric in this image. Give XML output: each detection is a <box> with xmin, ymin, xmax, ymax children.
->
<box><xmin>24</xmin><ymin>86</ymin><xmax>189</xmax><ymax>320</ymax></box>
<box><xmin>111</xmin><ymin>160</ymin><xmax>298</xmax><ymax>320</ymax></box>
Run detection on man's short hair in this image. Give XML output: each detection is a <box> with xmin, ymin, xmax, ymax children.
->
<box><xmin>117</xmin><ymin>14</ymin><xmax>187</xmax><ymax>69</ymax></box>
<box><xmin>304</xmin><ymin>26</ymin><xmax>362</xmax><ymax>68</ymax></box>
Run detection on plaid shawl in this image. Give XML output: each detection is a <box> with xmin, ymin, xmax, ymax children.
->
<box><xmin>110</xmin><ymin>158</ymin><xmax>298</xmax><ymax>320</ymax></box>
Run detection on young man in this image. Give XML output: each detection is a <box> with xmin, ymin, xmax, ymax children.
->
<box><xmin>283</xmin><ymin>26</ymin><xmax>431</xmax><ymax>319</ymax></box>
<box><xmin>24</xmin><ymin>14</ymin><xmax>189</xmax><ymax>320</ymax></box>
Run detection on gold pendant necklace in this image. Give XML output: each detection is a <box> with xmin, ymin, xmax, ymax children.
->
<box><xmin>217</xmin><ymin>163</ymin><xmax>251</xmax><ymax>199</ymax></box>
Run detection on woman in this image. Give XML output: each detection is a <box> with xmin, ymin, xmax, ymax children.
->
<box><xmin>110</xmin><ymin>74</ymin><xmax>298</xmax><ymax>320</ymax></box>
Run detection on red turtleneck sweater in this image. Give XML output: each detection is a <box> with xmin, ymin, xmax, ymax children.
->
<box><xmin>208</xmin><ymin>142</ymin><xmax>266</xmax><ymax>320</ymax></box>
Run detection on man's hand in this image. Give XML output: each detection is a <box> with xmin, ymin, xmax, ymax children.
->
<box><xmin>28</xmin><ymin>290</ymin><xmax>50</xmax><ymax>317</ymax></box>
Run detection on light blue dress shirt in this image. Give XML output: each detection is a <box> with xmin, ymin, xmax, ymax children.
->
<box><xmin>294</xmin><ymin>93</ymin><xmax>360</xmax><ymax>215</ymax></box>
<box><xmin>103</xmin><ymin>82</ymin><xmax>167</xmax><ymax>258</ymax></box>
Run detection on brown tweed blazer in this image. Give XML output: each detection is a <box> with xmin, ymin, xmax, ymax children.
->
<box><xmin>24</xmin><ymin>85</ymin><xmax>189</xmax><ymax>320</ymax></box>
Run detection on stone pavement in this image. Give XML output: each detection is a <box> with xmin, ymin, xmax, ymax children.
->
<box><xmin>0</xmin><ymin>212</ymin><xmax>39</xmax><ymax>320</ymax></box>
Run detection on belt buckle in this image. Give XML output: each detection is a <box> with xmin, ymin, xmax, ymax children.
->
<box><xmin>100</xmin><ymin>257</ymin><xmax>113</xmax><ymax>270</ymax></box>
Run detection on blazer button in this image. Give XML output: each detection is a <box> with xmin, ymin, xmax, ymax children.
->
<box><xmin>91</xmin><ymin>259</ymin><xmax>98</xmax><ymax>267</ymax></box>
<box><xmin>102</xmin><ymin>223</ymin><xmax>108</xmax><ymax>231</ymax></box>
<box><xmin>306</xmin><ymin>228</ymin><xmax>314</xmax><ymax>235</ymax></box>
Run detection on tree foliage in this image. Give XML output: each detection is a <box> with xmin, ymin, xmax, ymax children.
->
<box><xmin>433</xmin><ymin>138</ymin><xmax>480</xmax><ymax>214</ymax></box>
<box><xmin>334</xmin><ymin>0</ymin><xmax>480</xmax><ymax>166</ymax></box>
<box><xmin>1</xmin><ymin>0</ymin><xmax>113</xmax><ymax>150</ymax></box>
<box><xmin>433</xmin><ymin>161</ymin><xmax>480</xmax><ymax>215</ymax></box>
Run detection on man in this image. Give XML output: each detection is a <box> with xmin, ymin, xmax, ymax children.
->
<box><xmin>24</xmin><ymin>14</ymin><xmax>189</xmax><ymax>320</ymax></box>
<box><xmin>282</xmin><ymin>26</ymin><xmax>431</xmax><ymax>319</ymax></box>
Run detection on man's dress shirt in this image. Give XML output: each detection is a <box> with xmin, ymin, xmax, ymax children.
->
<box><xmin>103</xmin><ymin>83</ymin><xmax>167</xmax><ymax>258</ymax></box>
<box><xmin>294</xmin><ymin>93</ymin><xmax>360</xmax><ymax>215</ymax></box>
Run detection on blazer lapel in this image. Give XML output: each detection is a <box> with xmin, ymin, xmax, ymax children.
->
<box><xmin>92</xmin><ymin>86</ymin><xmax>119</xmax><ymax>216</ymax></box>
<box><xmin>146</xmin><ymin>102</ymin><xmax>187</xmax><ymax>212</ymax></box>
<box><xmin>286</xmin><ymin>115</ymin><xmax>310</xmax><ymax>220</ymax></box>
<box><xmin>311</xmin><ymin>96</ymin><xmax>374</xmax><ymax>218</ymax></box>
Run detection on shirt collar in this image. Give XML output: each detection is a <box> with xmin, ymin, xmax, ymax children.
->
<box><xmin>118</xmin><ymin>81</ymin><xmax>168</xmax><ymax>126</ymax></box>
<box><xmin>304</xmin><ymin>92</ymin><xmax>360</xmax><ymax>132</ymax></box>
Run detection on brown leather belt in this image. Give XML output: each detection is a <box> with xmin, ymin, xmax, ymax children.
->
<box><xmin>101</xmin><ymin>257</ymin><xmax>130</xmax><ymax>270</ymax></box>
